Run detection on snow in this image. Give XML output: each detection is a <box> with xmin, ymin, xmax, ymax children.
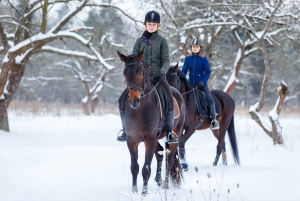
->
<box><xmin>0</xmin><ymin>112</ymin><xmax>299</xmax><ymax>201</ymax></box>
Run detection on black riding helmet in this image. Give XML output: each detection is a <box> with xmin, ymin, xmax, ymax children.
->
<box><xmin>144</xmin><ymin>10</ymin><xmax>160</xmax><ymax>23</ymax></box>
<box><xmin>191</xmin><ymin>38</ymin><xmax>203</xmax><ymax>47</ymax></box>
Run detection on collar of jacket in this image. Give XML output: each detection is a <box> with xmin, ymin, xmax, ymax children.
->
<box><xmin>189</xmin><ymin>52</ymin><xmax>205</xmax><ymax>58</ymax></box>
<box><xmin>141</xmin><ymin>31</ymin><xmax>159</xmax><ymax>45</ymax></box>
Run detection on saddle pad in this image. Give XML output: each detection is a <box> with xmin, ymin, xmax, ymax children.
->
<box><xmin>196</xmin><ymin>91</ymin><xmax>222</xmax><ymax>118</ymax></box>
<box><xmin>173</xmin><ymin>97</ymin><xmax>180</xmax><ymax>119</ymax></box>
<box><xmin>156</xmin><ymin>90</ymin><xmax>180</xmax><ymax>119</ymax></box>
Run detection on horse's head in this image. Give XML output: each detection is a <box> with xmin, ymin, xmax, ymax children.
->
<box><xmin>166</xmin><ymin>62</ymin><xmax>181</xmax><ymax>91</ymax></box>
<box><xmin>117</xmin><ymin>48</ymin><xmax>149</xmax><ymax>109</ymax></box>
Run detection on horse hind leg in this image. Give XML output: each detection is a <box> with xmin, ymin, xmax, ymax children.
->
<box><xmin>170</xmin><ymin>147</ymin><xmax>182</xmax><ymax>189</ymax></box>
<box><xmin>164</xmin><ymin>142</ymin><xmax>182</xmax><ymax>190</ymax></box>
<box><xmin>154</xmin><ymin>141</ymin><xmax>164</xmax><ymax>187</ymax></box>
<box><xmin>179</xmin><ymin>147</ymin><xmax>188</xmax><ymax>171</ymax></box>
<box><xmin>222</xmin><ymin>142</ymin><xmax>227</xmax><ymax>165</ymax></box>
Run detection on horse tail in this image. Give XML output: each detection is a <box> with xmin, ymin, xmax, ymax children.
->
<box><xmin>170</xmin><ymin>149</ymin><xmax>184</xmax><ymax>188</ymax></box>
<box><xmin>227</xmin><ymin>115</ymin><xmax>240</xmax><ymax>165</ymax></box>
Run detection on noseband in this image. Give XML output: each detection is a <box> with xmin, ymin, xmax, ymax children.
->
<box><xmin>125</xmin><ymin>61</ymin><xmax>148</xmax><ymax>96</ymax></box>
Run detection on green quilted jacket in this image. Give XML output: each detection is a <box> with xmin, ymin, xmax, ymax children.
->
<box><xmin>132</xmin><ymin>32</ymin><xmax>170</xmax><ymax>77</ymax></box>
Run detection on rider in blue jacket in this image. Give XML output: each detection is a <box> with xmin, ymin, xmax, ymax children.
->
<box><xmin>181</xmin><ymin>38</ymin><xmax>219</xmax><ymax>130</ymax></box>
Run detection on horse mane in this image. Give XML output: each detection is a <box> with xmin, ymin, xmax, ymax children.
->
<box><xmin>177</xmin><ymin>69</ymin><xmax>193</xmax><ymax>92</ymax></box>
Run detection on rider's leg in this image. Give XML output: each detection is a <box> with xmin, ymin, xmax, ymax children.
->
<box><xmin>202</xmin><ymin>86</ymin><xmax>219</xmax><ymax>130</ymax></box>
<box><xmin>117</xmin><ymin>89</ymin><xmax>128</xmax><ymax>142</ymax></box>
<box><xmin>160</xmin><ymin>79</ymin><xmax>178</xmax><ymax>143</ymax></box>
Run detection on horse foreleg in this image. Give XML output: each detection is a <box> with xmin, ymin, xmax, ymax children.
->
<box><xmin>127</xmin><ymin>141</ymin><xmax>139</xmax><ymax>193</ymax></box>
<box><xmin>179</xmin><ymin>128</ymin><xmax>194</xmax><ymax>171</ymax></box>
<box><xmin>163</xmin><ymin>141</ymin><xmax>170</xmax><ymax>189</ymax></box>
<box><xmin>141</xmin><ymin>140</ymin><xmax>156</xmax><ymax>196</ymax></box>
<box><xmin>154</xmin><ymin>141</ymin><xmax>164</xmax><ymax>187</ymax></box>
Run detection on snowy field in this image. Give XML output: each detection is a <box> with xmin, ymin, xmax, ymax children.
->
<box><xmin>0</xmin><ymin>111</ymin><xmax>299</xmax><ymax>201</ymax></box>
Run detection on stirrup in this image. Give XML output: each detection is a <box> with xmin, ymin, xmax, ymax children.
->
<box><xmin>210</xmin><ymin>120</ymin><xmax>219</xmax><ymax>130</ymax></box>
<box><xmin>167</xmin><ymin>131</ymin><xmax>178</xmax><ymax>144</ymax></box>
<box><xmin>117</xmin><ymin>130</ymin><xmax>126</xmax><ymax>142</ymax></box>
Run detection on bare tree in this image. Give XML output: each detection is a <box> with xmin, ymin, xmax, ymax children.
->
<box><xmin>0</xmin><ymin>0</ymin><xmax>140</xmax><ymax>131</ymax></box>
<box><xmin>159</xmin><ymin>0</ymin><xmax>299</xmax><ymax>144</ymax></box>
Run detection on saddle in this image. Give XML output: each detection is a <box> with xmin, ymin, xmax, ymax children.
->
<box><xmin>193</xmin><ymin>88</ymin><xmax>221</xmax><ymax>118</ymax></box>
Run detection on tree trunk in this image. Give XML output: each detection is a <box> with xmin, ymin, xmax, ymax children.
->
<box><xmin>91</xmin><ymin>96</ymin><xmax>99</xmax><ymax>113</ymax></box>
<box><xmin>249</xmin><ymin>81</ymin><xmax>289</xmax><ymax>145</ymax></box>
<box><xmin>0</xmin><ymin>102</ymin><xmax>9</xmax><ymax>132</ymax></box>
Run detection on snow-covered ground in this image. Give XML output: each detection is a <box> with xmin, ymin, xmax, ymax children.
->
<box><xmin>0</xmin><ymin>112</ymin><xmax>299</xmax><ymax>201</ymax></box>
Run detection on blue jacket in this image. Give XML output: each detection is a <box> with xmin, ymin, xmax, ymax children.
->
<box><xmin>181</xmin><ymin>53</ymin><xmax>211</xmax><ymax>85</ymax></box>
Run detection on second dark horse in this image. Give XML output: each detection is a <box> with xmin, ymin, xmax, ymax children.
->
<box><xmin>166</xmin><ymin>63</ymin><xmax>240</xmax><ymax>170</ymax></box>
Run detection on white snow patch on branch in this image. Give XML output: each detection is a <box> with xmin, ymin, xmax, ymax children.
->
<box><xmin>15</xmin><ymin>48</ymin><xmax>33</xmax><ymax>64</ymax></box>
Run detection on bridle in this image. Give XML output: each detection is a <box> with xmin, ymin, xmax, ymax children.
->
<box><xmin>170</xmin><ymin>72</ymin><xmax>194</xmax><ymax>96</ymax></box>
<box><xmin>125</xmin><ymin>61</ymin><xmax>148</xmax><ymax>97</ymax></box>
<box><xmin>125</xmin><ymin>60</ymin><xmax>161</xmax><ymax>98</ymax></box>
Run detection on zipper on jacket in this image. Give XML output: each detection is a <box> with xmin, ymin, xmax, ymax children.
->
<box><xmin>193</xmin><ymin>54</ymin><xmax>196</xmax><ymax>84</ymax></box>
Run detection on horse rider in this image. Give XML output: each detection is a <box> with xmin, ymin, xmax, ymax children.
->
<box><xmin>117</xmin><ymin>10</ymin><xmax>178</xmax><ymax>143</ymax></box>
<box><xmin>181</xmin><ymin>38</ymin><xmax>219</xmax><ymax>130</ymax></box>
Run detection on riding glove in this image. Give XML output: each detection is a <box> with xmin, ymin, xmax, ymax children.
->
<box><xmin>154</xmin><ymin>71</ymin><xmax>165</xmax><ymax>82</ymax></box>
<box><xmin>197</xmin><ymin>81</ymin><xmax>204</xmax><ymax>87</ymax></box>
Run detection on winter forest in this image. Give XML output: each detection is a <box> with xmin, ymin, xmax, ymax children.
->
<box><xmin>1</xmin><ymin>0</ymin><xmax>300</xmax><ymax>200</ymax></box>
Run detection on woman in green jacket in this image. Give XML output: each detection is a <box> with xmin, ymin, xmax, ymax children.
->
<box><xmin>117</xmin><ymin>10</ymin><xmax>177</xmax><ymax>143</ymax></box>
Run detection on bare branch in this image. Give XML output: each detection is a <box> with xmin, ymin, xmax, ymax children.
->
<box><xmin>37</xmin><ymin>46</ymin><xmax>98</xmax><ymax>61</ymax></box>
<box><xmin>24</xmin><ymin>0</ymin><xmax>79</xmax><ymax>18</ymax></box>
<box><xmin>49</xmin><ymin>0</ymin><xmax>88</xmax><ymax>33</ymax></box>
<box><xmin>159</xmin><ymin>0</ymin><xmax>178</xmax><ymax>27</ymax></box>
<box><xmin>260</xmin><ymin>1</ymin><xmax>283</xmax><ymax>40</ymax></box>
<box><xmin>86</xmin><ymin>3</ymin><xmax>143</xmax><ymax>24</ymax></box>
<box><xmin>41</xmin><ymin>0</ymin><xmax>49</xmax><ymax>34</ymax></box>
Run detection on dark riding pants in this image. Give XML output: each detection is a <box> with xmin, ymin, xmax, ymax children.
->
<box><xmin>159</xmin><ymin>78</ymin><xmax>174</xmax><ymax>111</ymax></box>
<box><xmin>197</xmin><ymin>85</ymin><xmax>213</xmax><ymax>105</ymax></box>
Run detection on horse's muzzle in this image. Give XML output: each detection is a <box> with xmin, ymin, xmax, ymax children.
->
<box><xmin>129</xmin><ymin>97</ymin><xmax>140</xmax><ymax>109</ymax></box>
<box><xmin>128</xmin><ymin>88</ymin><xmax>142</xmax><ymax>109</ymax></box>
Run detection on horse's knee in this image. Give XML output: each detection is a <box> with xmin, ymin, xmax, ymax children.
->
<box><xmin>131</xmin><ymin>164</ymin><xmax>139</xmax><ymax>175</ymax></box>
<box><xmin>142</xmin><ymin>165</ymin><xmax>151</xmax><ymax>176</ymax></box>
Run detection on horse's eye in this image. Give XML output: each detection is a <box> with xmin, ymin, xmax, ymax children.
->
<box><xmin>139</xmin><ymin>71</ymin><xmax>143</xmax><ymax>75</ymax></box>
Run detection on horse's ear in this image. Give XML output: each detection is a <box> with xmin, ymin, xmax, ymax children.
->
<box><xmin>117</xmin><ymin>50</ymin><xmax>127</xmax><ymax>63</ymax></box>
<box><xmin>174</xmin><ymin>62</ymin><xmax>179</xmax><ymax>70</ymax></box>
<box><xmin>136</xmin><ymin>47</ymin><xmax>145</xmax><ymax>62</ymax></box>
<box><xmin>170</xmin><ymin>62</ymin><xmax>179</xmax><ymax>72</ymax></box>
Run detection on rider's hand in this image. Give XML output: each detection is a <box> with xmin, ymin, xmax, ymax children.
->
<box><xmin>197</xmin><ymin>81</ymin><xmax>204</xmax><ymax>87</ymax></box>
<box><xmin>154</xmin><ymin>71</ymin><xmax>165</xmax><ymax>81</ymax></box>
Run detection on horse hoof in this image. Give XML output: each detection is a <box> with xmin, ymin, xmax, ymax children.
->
<box><xmin>213</xmin><ymin>161</ymin><xmax>217</xmax><ymax>166</ymax></box>
<box><xmin>162</xmin><ymin>182</ymin><xmax>169</xmax><ymax>190</ymax></box>
<box><xmin>155</xmin><ymin>177</ymin><xmax>162</xmax><ymax>187</ymax></box>
<box><xmin>141</xmin><ymin>186</ymin><xmax>148</xmax><ymax>196</ymax></box>
<box><xmin>181</xmin><ymin>163</ymin><xmax>189</xmax><ymax>172</ymax></box>
<box><xmin>132</xmin><ymin>186</ymin><xmax>138</xmax><ymax>193</ymax></box>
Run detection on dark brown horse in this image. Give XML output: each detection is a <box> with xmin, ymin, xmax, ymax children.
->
<box><xmin>166</xmin><ymin>63</ymin><xmax>240</xmax><ymax>170</ymax></box>
<box><xmin>117</xmin><ymin>49</ymin><xmax>186</xmax><ymax>196</ymax></box>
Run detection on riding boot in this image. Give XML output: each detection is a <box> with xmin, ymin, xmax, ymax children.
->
<box><xmin>166</xmin><ymin>110</ymin><xmax>178</xmax><ymax>144</ymax></box>
<box><xmin>117</xmin><ymin>109</ymin><xmax>126</xmax><ymax>142</ymax></box>
<box><xmin>209</xmin><ymin>103</ymin><xmax>219</xmax><ymax>130</ymax></box>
